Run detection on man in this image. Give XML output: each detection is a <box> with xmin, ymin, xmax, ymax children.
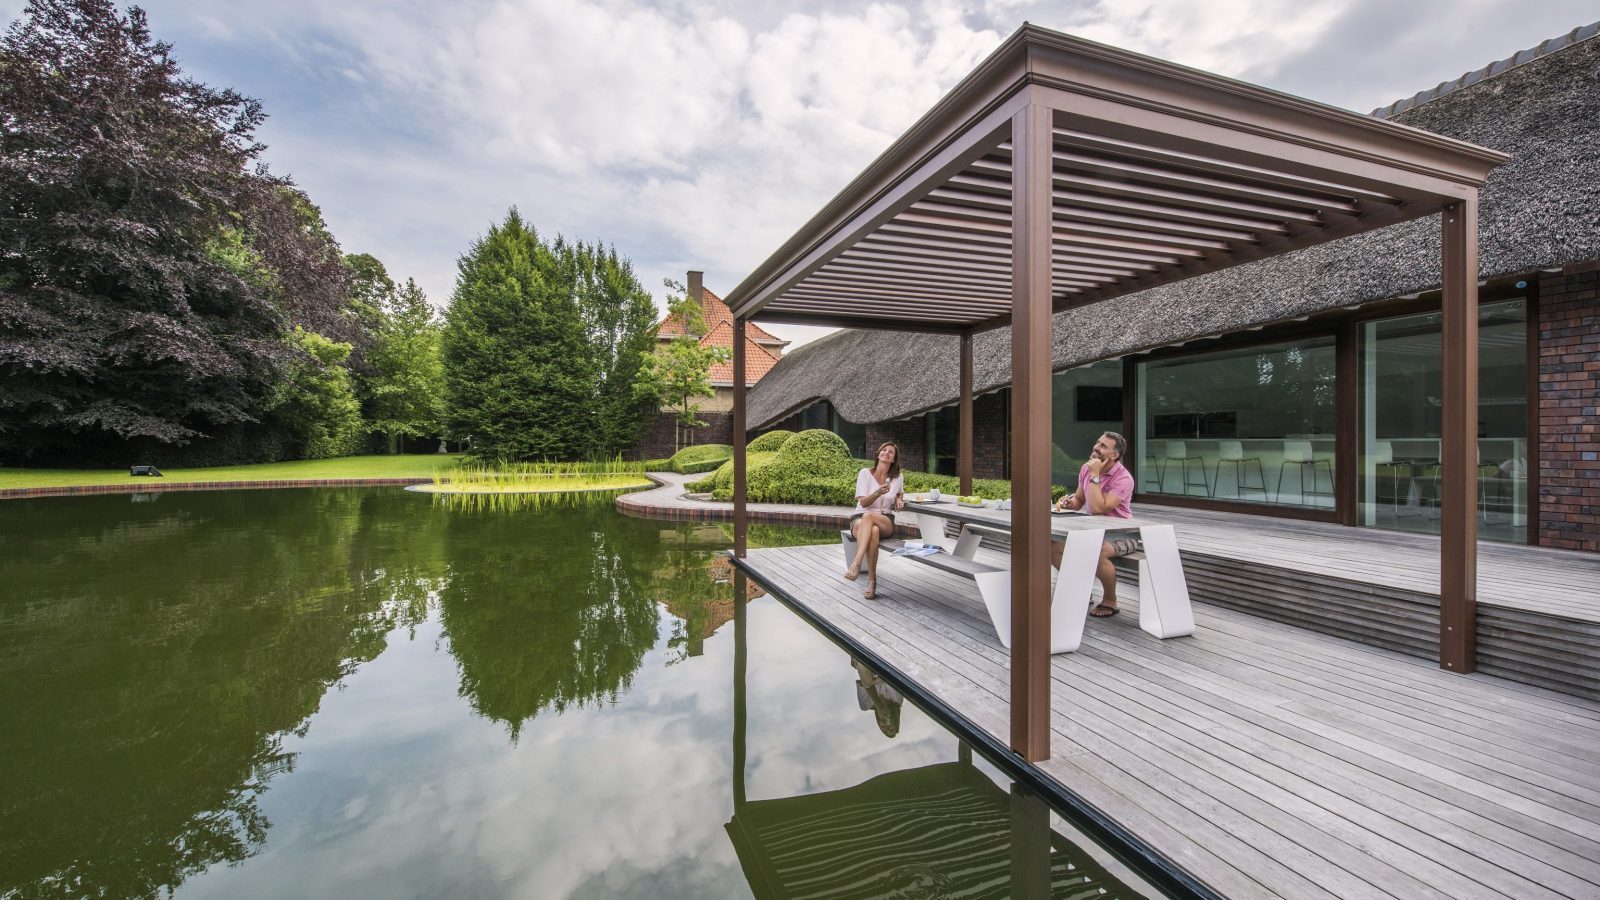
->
<box><xmin>1051</xmin><ymin>431</ymin><xmax>1137</xmax><ymax>618</ymax></box>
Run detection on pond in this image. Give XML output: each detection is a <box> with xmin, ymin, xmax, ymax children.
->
<box><xmin>0</xmin><ymin>488</ymin><xmax>1167</xmax><ymax>899</ymax></box>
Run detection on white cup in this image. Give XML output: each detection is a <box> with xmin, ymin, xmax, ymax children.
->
<box><xmin>928</xmin><ymin>489</ymin><xmax>941</xmax><ymax>501</ymax></box>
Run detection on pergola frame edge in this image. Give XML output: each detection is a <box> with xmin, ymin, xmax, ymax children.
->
<box><xmin>728</xmin><ymin>24</ymin><xmax>1505</xmax><ymax>763</ymax></box>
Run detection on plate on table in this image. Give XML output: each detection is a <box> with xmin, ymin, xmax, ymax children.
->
<box><xmin>957</xmin><ymin>498</ymin><xmax>988</xmax><ymax>508</ymax></box>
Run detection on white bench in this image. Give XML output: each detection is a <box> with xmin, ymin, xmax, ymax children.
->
<box><xmin>841</xmin><ymin>511</ymin><xmax>1194</xmax><ymax>653</ymax></box>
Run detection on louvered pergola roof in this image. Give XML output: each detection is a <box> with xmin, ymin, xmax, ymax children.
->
<box><xmin>725</xmin><ymin>24</ymin><xmax>1508</xmax><ymax>332</ymax></box>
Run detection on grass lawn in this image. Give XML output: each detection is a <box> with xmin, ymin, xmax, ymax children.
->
<box><xmin>0</xmin><ymin>454</ymin><xmax>468</xmax><ymax>490</ymax></box>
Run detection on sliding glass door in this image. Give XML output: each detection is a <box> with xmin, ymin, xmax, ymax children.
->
<box><xmin>1135</xmin><ymin>337</ymin><xmax>1337</xmax><ymax>510</ymax></box>
<box><xmin>1359</xmin><ymin>298</ymin><xmax>1528</xmax><ymax>542</ymax></box>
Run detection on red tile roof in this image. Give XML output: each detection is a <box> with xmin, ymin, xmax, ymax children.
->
<box><xmin>657</xmin><ymin>287</ymin><xmax>787</xmax><ymax>346</ymax></box>
<box><xmin>702</xmin><ymin>320</ymin><xmax>779</xmax><ymax>384</ymax></box>
<box><xmin>655</xmin><ymin>286</ymin><xmax>785</xmax><ymax>385</ymax></box>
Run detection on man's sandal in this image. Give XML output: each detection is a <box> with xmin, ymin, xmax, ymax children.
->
<box><xmin>1090</xmin><ymin>605</ymin><xmax>1120</xmax><ymax>618</ymax></box>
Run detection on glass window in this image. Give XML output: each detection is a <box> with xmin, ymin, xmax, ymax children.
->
<box><xmin>1136</xmin><ymin>337</ymin><xmax>1337</xmax><ymax>509</ymax></box>
<box><xmin>1050</xmin><ymin>361</ymin><xmax>1123</xmax><ymax>489</ymax></box>
<box><xmin>1359</xmin><ymin>298</ymin><xmax>1527</xmax><ymax>542</ymax></box>
<box><xmin>830</xmin><ymin>409</ymin><xmax>867</xmax><ymax>459</ymax></box>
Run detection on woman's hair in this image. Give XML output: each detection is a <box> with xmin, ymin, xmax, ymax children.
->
<box><xmin>875</xmin><ymin>441</ymin><xmax>901</xmax><ymax>479</ymax></box>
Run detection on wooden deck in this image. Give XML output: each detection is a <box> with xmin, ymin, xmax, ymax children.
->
<box><xmin>735</xmin><ymin>542</ymin><xmax>1600</xmax><ymax>900</ymax></box>
<box><xmin>922</xmin><ymin>505</ymin><xmax>1600</xmax><ymax>700</ymax></box>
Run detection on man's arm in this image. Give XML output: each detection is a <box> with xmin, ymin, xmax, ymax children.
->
<box><xmin>1086</xmin><ymin>481</ymin><xmax>1126</xmax><ymax>515</ymax></box>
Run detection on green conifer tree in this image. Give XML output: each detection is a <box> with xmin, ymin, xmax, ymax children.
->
<box><xmin>442</xmin><ymin>210</ymin><xmax>594</xmax><ymax>460</ymax></box>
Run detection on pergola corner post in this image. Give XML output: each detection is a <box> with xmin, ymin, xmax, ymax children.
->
<box><xmin>1009</xmin><ymin>100</ymin><xmax>1054</xmax><ymax>762</ymax></box>
<box><xmin>733</xmin><ymin>317</ymin><xmax>748</xmax><ymax>558</ymax></box>
<box><xmin>1440</xmin><ymin>196</ymin><xmax>1479</xmax><ymax>671</ymax></box>
<box><xmin>959</xmin><ymin>333</ymin><xmax>975</xmax><ymax>496</ymax></box>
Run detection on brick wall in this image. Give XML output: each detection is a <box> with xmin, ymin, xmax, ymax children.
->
<box><xmin>864</xmin><ymin>419</ymin><xmax>926</xmax><ymax>473</ymax></box>
<box><xmin>862</xmin><ymin>391</ymin><xmax>1011</xmax><ymax>479</ymax></box>
<box><xmin>971</xmin><ymin>391</ymin><xmax>1009</xmax><ymax>479</ymax></box>
<box><xmin>1537</xmin><ymin>270</ymin><xmax>1600</xmax><ymax>552</ymax></box>
<box><xmin>636</xmin><ymin>411</ymin><xmax>733</xmax><ymax>461</ymax></box>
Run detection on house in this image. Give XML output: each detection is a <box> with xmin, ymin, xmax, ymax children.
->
<box><xmin>747</xmin><ymin>21</ymin><xmax>1600</xmax><ymax>553</ymax></box>
<box><xmin>640</xmin><ymin>271</ymin><xmax>788</xmax><ymax>457</ymax></box>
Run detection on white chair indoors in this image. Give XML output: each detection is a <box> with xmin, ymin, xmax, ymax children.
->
<box><xmin>1276</xmin><ymin>439</ymin><xmax>1334</xmax><ymax>506</ymax></box>
<box><xmin>1157</xmin><ymin>440</ymin><xmax>1211</xmax><ymax>496</ymax></box>
<box><xmin>1212</xmin><ymin>440</ymin><xmax>1267</xmax><ymax>501</ymax></box>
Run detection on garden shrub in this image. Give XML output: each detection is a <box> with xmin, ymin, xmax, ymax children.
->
<box><xmin>745</xmin><ymin>429</ymin><xmax>859</xmax><ymax>505</ymax></box>
<box><xmin>692</xmin><ymin>451</ymin><xmax>778</xmax><ymax>494</ymax></box>
<box><xmin>667</xmin><ymin>443</ymin><xmax>732</xmax><ymax>474</ymax></box>
<box><xmin>684</xmin><ymin>427</ymin><xmax>1068</xmax><ymax>504</ymax></box>
<box><xmin>641</xmin><ymin>458</ymin><xmax>671</xmax><ymax>471</ymax></box>
<box><xmin>745</xmin><ymin>430</ymin><xmax>794</xmax><ymax>453</ymax></box>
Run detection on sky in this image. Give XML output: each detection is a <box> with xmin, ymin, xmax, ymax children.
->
<box><xmin>4</xmin><ymin>0</ymin><xmax>1595</xmax><ymax>347</ymax></box>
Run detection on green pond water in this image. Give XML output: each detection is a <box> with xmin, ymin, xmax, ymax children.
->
<box><xmin>0</xmin><ymin>487</ymin><xmax>1162</xmax><ymax>899</ymax></box>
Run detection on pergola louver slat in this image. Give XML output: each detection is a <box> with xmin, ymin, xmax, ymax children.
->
<box><xmin>727</xmin><ymin>24</ymin><xmax>1507</xmax><ymax>766</ymax></box>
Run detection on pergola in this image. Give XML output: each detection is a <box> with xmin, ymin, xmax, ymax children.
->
<box><xmin>724</xmin><ymin>25</ymin><xmax>1508</xmax><ymax>762</ymax></box>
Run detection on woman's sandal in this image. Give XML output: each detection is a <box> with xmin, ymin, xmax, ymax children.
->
<box><xmin>864</xmin><ymin>580</ymin><xmax>877</xmax><ymax>600</ymax></box>
<box><xmin>843</xmin><ymin>564</ymin><xmax>861</xmax><ymax>582</ymax></box>
<box><xmin>1090</xmin><ymin>604</ymin><xmax>1120</xmax><ymax>618</ymax></box>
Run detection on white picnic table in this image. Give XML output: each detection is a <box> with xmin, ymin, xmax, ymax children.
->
<box><xmin>889</xmin><ymin>498</ymin><xmax>1196</xmax><ymax>653</ymax></box>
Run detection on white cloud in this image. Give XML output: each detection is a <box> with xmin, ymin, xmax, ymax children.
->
<box><xmin>10</xmin><ymin>0</ymin><xmax>1598</xmax><ymax>346</ymax></box>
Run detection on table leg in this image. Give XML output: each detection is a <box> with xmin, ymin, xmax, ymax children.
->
<box><xmin>978</xmin><ymin>528</ymin><xmax>1103</xmax><ymax>654</ymax></box>
<box><xmin>1136</xmin><ymin>525</ymin><xmax>1195</xmax><ymax>639</ymax></box>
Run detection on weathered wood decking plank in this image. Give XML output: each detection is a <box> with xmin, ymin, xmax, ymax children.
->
<box><xmin>1135</xmin><ymin>505</ymin><xmax>1600</xmax><ymax>623</ymax></box>
<box><xmin>740</xmin><ymin>544</ymin><xmax>1600</xmax><ymax>900</ymax></box>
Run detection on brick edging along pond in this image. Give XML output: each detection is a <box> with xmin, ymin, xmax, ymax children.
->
<box><xmin>0</xmin><ymin>477</ymin><xmax>433</xmax><ymax>500</ymax></box>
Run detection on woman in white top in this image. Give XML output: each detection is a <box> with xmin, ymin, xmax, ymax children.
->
<box><xmin>845</xmin><ymin>441</ymin><xmax>903</xmax><ymax>599</ymax></box>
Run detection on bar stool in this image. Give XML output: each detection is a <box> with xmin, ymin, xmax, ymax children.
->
<box><xmin>1212</xmin><ymin>440</ymin><xmax>1267</xmax><ymax>500</ymax></box>
<box><xmin>1276</xmin><ymin>439</ymin><xmax>1333</xmax><ymax>506</ymax></box>
<box><xmin>1370</xmin><ymin>441</ymin><xmax>1414</xmax><ymax>518</ymax></box>
<box><xmin>1157</xmin><ymin>441</ymin><xmax>1211</xmax><ymax>496</ymax></box>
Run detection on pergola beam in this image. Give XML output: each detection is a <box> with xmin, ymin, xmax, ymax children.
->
<box><xmin>1010</xmin><ymin>100</ymin><xmax>1054</xmax><ymax>762</ymax></box>
<box><xmin>1440</xmin><ymin>196</ymin><xmax>1479</xmax><ymax>671</ymax></box>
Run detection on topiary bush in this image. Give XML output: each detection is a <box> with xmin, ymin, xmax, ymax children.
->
<box><xmin>691</xmin><ymin>451</ymin><xmax>778</xmax><ymax>494</ymax></box>
<box><xmin>667</xmin><ymin>443</ymin><xmax>733</xmax><ymax>474</ymax></box>
<box><xmin>746</xmin><ymin>430</ymin><xmax>794</xmax><ymax>453</ymax></box>
<box><xmin>641</xmin><ymin>458</ymin><xmax>671</xmax><ymax>471</ymax></box>
<box><xmin>683</xmin><ymin>427</ymin><xmax>1069</xmax><ymax>505</ymax></box>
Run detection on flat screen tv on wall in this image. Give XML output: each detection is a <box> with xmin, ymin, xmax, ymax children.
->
<box><xmin>1076</xmin><ymin>385</ymin><xmax>1123</xmax><ymax>422</ymax></box>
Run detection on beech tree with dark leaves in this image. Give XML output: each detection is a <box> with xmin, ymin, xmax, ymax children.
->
<box><xmin>0</xmin><ymin>0</ymin><xmax>349</xmax><ymax>463</ymax></box>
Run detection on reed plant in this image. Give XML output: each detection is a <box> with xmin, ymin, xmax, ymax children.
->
<box><xmin>429</xmin><ymin>457</ymin><xmax>649</xmax><ymax>492</ymax></box>
<box><xmin>426</xmin><ymin>485</ymin><xmax>646</xmax><ymax>513</ymax></box>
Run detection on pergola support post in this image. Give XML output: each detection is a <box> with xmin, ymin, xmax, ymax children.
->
<box><xmin>1440</xmin><ymin>196</ymin><xmax>1479</xmax><ymax>671</ymax></box>
<box><xmin>960</xmin><ymin>333</ymin><xmax>974</xmax><ymax>496</ymax></box>
<box><xmin>733</xmin><ymin>317</ymin><xmax>748</xmax><ymax>558</ymax></box>
<box><xmin>1009</xmin><ymin>101</ymin><xmax>1054</xmax><ymax>762</ymax></box>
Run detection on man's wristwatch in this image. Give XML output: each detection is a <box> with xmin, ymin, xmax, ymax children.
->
<box><xmin>1090</xmin><ymin>475</ymin><xmax>1102</xmax><ymax>485</ymax></box>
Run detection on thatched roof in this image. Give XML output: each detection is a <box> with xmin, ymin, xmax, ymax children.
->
<box><xmin>748</xmin><ymin>24</ymin><xmax>1600</xmax><ymax>428</ymax></box>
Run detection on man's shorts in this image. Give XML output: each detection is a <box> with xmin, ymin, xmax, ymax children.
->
<box><xmin>1107</xmin><ymin>537</ymin><xmax>1143</xmax><ymax>558</ymax></box>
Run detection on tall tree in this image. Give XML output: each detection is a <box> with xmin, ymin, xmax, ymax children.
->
<box><xmin>640</xmin><ymin>279</ymin><xmax>728</xmax><ymax>444</ymax></box>
<box><xmin>271</xmin><ymin>328</ymin><xmax>363</xmax><ymax>459</ymax></box>
<box><xmin>442</xmin><ymin>210</ymin><xmax>593</xmax><ymax>460</ymax></box>
<box><xmin>571</xmin><ymin>242</ymin><xmax>658</xmax><ymax>457</ymax></box>
<box><xmin>0</xmin><ymin>1</ymin><xmax>359</xmax><ymax>465</ymax></box>
<box><xmin>0</xmin><ymin>0</ymin><xmax>290</xmax><ymax>460</ymax></box>
<box><xmin>365</xmin><ymin>278</ymin><xmax>444</xmax><ymax>452</ymax></box>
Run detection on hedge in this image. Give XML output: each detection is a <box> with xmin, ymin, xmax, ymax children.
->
<box><xmin>667</xmin><ymin>443</ymin><xmax>733</xmax><ymax>474</ymax></box>
<box><xmin>688</xmin><ymin>428</ymin><xmax>1067</xmax><ymax>504</ymax></box>
<box><xmin>746</xmin><ymin>430</ymin><xmax>794</xmax><ymax>453</ymax></box>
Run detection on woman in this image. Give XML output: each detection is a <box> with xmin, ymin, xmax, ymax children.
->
<box><xmin>844</xmin><ymin>441</ymin><xmax>903</xmax><ymax>599</ymax></box>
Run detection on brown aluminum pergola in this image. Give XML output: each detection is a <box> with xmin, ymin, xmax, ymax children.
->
<box><xmin>724</xmin><ymin>24</ymin><xmax>1508</xmax><ymax>762</ymax></box>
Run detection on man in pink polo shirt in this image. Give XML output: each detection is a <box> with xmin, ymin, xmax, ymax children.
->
<box><xmin>1050</xmin><ymin>431</ymin><xmax>1137</xmax><ymax>618</ymax></box>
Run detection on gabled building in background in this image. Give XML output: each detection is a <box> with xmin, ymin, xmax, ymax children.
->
<box><xmin>640</xmin><ymin>271</ymin><xmax>789</xmax><ymax>457</ymax></box>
